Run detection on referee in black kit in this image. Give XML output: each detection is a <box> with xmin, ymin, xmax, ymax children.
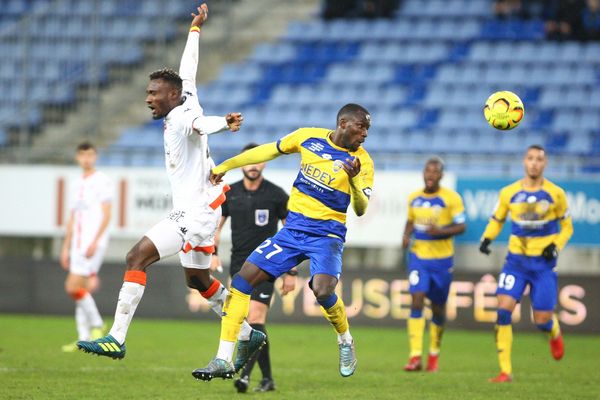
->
<box><xmin>212</xmin><ymin>143</ymin><xmax>297</xmax><ymax>393</ymax></box>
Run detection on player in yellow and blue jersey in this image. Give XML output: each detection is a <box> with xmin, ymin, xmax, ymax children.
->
<box><xmin>192</xmin><ymin>104</ymin><xmax>374</xmax><ymax>381</ymax></box>
<box><xmin>479</xmin><ymin>145</ymin><xmax>573</xmax><ymax>383</ymax></box>
<box><xmin>401</xmin><ymin>157</ymin><xmax>466</xmax><ymax>373</ymax></box>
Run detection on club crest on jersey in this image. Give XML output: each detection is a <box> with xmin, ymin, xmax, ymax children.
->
<box><xmin>255</xmin><ymin>209</ymin><xmax>269</xmax><ymax>226</ymax></box>
<box><xmin>333</xmin><ymin>159</ymin><xmax>344</xmax><ymax>173</ymax></box>
<box><xmin>363</xmin><ymin>187</ymin><xmax>372</xmax><ymax>198</ymax></box>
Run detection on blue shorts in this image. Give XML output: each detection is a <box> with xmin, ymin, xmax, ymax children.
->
<box><xmin>496</xmin><ymin>253</ymin><xmax>558</xmax><ymax>311</ymax></box>
<box><xmin>247</xmin><ymin>228</ymin><xmax>344</xmax><ymax>280</ymax></box>
<box><xmin>408</xmin><ymin>253</ymin><xmax>453</xmax><ymax>305</ymax></box>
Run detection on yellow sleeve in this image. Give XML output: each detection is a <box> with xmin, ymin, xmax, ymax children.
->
<box><xmin>349</xmin><ymin>154</ymin><xmax>374</xmax><ymax>217</ymax></box>
<box><xmin>407</xmin><ymin>194</ymin><xmax>415</xmax><ymax>222</ymax></box>
<box><xmin>276</xmin><ymin>128</ymin><xmax>314</xmax><ymax>154</ymax></box>
<box><xmin>481</xmin><ymin>187</ymin><xmax>510</xmax><ymax>240</ymax></box>
<box><xmin>213</xmin><ymin>142</ymin><xmax>281</xmax><ymax>174</ymax></box>
<box><xmin>554</xmin><ymin>187</ymin><xmax>574</xmax><ymax>250</ymax></box>
<box><xmin>450</xmin><ymin>191</ymin><xmax>466</xmax><ymax>224</ymax></box>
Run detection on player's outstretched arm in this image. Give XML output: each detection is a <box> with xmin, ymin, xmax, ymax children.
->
<box><xmin>192</xmin><ymin>112</ymin><xmax>243</xmax><ymax>135</ymax></box>
<box><xmin>209</xmin><ymin>142</ymin><xmax>282</xmax><ymax>184</ymax></box>
<box><xmin>179</xmin><ymin>3</ymin><xmax>208</xmax><ymax>86</ymax></box>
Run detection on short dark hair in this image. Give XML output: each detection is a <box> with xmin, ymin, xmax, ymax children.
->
<box><xmin>336</xmin><ymin>103</ymin><xmax>370</xmax><ymax>123</ymax></box>
<box><xmin>149</xmin><ymin>68</ymin><xmax>182</xmax><ymax>90</ymax></box>
<box><xmin>527</xmin><ymin>144</ymin><xmax>545</xmax><ymax>152</ymax></box>
<box><xmin>425</xmin><ymin>156</ymin><xmax>444</xmax><ymax>172</ymax></box>
<box><xmin>241</xmin><ymin>142</ymin><xmax>259</xmax><ymax>153</ymax></box>
<box><xmin>77</xmin><ymin>141</ymin><xmax>96</xmax><ymax>152</ymax></box>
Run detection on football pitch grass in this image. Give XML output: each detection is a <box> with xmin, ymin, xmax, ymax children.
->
<box><xmin>1</xmin><ymin>314</ymin><xmax>598</xmax><ymax>400</ymax></box>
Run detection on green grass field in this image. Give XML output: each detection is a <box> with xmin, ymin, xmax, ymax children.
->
<box><xmin>1</xmin><ymin>314</ymin><xmax>598</xmax><ymax>400</ymax></box>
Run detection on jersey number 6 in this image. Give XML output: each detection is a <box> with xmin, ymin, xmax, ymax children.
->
<box><xmin>255</xmin><ymin>239</ymin><xmax>283</xmax><ymax>260</ymax></box>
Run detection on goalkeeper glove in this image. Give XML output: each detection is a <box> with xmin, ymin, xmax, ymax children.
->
<box><xmin>542</xmin><ymin>243</ymin><xmax>558</xmax><ymax>260</ymax></box>
<box><xmin>479</xmin><ymin>238</ymin><xmax>492</xmax><ymax>255</ymax></box>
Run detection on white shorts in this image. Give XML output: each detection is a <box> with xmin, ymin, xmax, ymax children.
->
<box><xmin>145</xmin><ymin>207</ymin><xmax>221</xmax><ymax>269</ymax></box>
<box><xmin>69</xmin><ymin>246</ymin><xmax>106</xmax><ymax>277</ymax></box>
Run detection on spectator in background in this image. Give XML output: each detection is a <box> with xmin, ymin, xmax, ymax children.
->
<box><xmin>582</xmin><ymin>0</ymin><xmax>600</xmax><ymax>40</ymax></box>
<box><xmin>359</xmin><ymin>0</ymin><xmax>401</xmax><ymax>19</ymax></box>
<box><xmin>494</xmin><ymin>0</ymin><xmax>527</xmax><ymax>19</ymax></box>
<box><xmin>323</xmin><ymin>0</ymin><xmax>356</xmax><ymax>19</ymax></box>
<box><xmin>322</xmin><ymin>0</ymin><xmax>400</xmax><ymax>19</ymax></box>
<box><xmin>545</xmin><ymin>0</ymin><xmax>586</xmax><ymax>40</ymax></box>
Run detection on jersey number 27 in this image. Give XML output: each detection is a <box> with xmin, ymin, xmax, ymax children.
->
<box><xmin>255</xmin><ymin>239</ymin><xmax>283</xmax><ymax>260</ymax></box>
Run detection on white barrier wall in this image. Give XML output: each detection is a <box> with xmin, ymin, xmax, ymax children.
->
<box><xmin>0</xmin><ymin>165</ymin><xmax>455</xmax><ymax>247</ymax></box>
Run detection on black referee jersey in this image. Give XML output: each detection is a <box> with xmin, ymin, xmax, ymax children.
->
<box><xmin>222</xmin><ymin>178</ymin><xmax>288</xmax><ymax>273</ymax></box>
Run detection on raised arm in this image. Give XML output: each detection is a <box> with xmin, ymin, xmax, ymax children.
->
<box><xmin>210</xmin><ymin>142</ymin><xmax>282</xmax><ymax>183</ymax></box>
<box><xmin>179</xmin><ymin>4</ymin><xmax>208</xmax><ymax>86</ymax></box>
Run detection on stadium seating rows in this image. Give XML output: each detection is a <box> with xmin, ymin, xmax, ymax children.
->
<box><xmin>103</xmin><ymin>0</ymin><xmax>599</xmax><ymax>175</ymax></box>
<box><xmin>106</xmin><ymin>0</ymin><xmax>599</xmax><ymax>176</ymax></box>
<box><xmin>0</xmin><ymin>0</ymin><xmax>196</xmax><ymax>144</ymax></box>
<box><xmin>2</xmin><ymin>0</ymin><xmax>597</xmax><ymax>175</ymax></box>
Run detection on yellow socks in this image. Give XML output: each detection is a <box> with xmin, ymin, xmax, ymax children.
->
<box><xmin>429</xmin><ymin>322</ymin><xmax>444</xmax><ymax>355</ymax></box>
<box><xmin>408</xmin><ymin>317</ymin><xmax>426</xmax><ymax>357</ymax></box>
<box><xmin>495</xmin><ymin>324</ymin><xmax>513</xmax><ymax>375</ymax></box>
<box><xmin>320</xmin><ymin>295</ymin><xmax>350</xmax><ymax>335</ymax></box>
<box><xmin>220</xmin><ymin>288</ymin><xmax>250</xmax><ymax>342</ymax></box>
<box><xmin>550</xmin><ymin>314</ymin><xmax>561</xmax><ymax>339</ymax></box>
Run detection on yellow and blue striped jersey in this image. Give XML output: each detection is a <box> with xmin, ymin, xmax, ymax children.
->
<box><xmin>276</xmin><ymin>127</ymin><xmax>374</xmax><ymax>240</ymax></box>
<box><xmin>407</xmin><ymin>187</ymin><xmax>465</xmax><ymax>261</ymax></box>
<box><xmin>482</xmin><ymin>179</ymin><xmax>573</xmax><ymax>256</ymax></box>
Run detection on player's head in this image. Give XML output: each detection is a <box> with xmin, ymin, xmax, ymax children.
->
<box><xmin>523</xmin><ymin>144</ymin><xmax>547</xmax><ymax>179</ymax></box>
<box><xmin>335</xmin><ymin>103</ymin><xmax>370</xmax><ymax>152</ymax></box>
<box><xmin>240</xmin><ymin>143</ymin><xmax>266</xmax><ymax>181</ymax></box>
<box><xmin>146</xmin><ymin>68</ymin><xmax>183</xmax><ymax>120</ymax></box>
<box><xmin>75</xmin><ymin>141</ymin><xmax>97</xmax><ymax>171</ymax></box>
<box><xmin>423</xmin><ymin>156</ymin><xmax>444</xmax><ymax>192</ymax></box>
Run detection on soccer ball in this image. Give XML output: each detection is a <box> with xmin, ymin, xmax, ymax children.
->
<box><xmin>483</xmin><ymin>91</ymin><xmax>525</xmax><ymax>130</ymax></box>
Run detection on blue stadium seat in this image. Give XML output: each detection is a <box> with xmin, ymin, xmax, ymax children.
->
<box><xmin>565</xmin><ymin>134</ymin><xmax>592</xmax><ymax>155</ymax></box>
<box><xmin>285</xmin><ymin>22</ymin><xmax>326</xmax><ymax>41</ymax></box>
<box><xmin>251</xmin><ymin>43</ymin><xmax>296</xmax><ymax>63</ymax></box>
<box><xmin>405</xmin><ymin>130</ymin><xmax>433</xmax><ymax>152</ymax></box>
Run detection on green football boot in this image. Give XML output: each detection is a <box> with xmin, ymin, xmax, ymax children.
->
<box><xmin>77</xmin><ymin>334</ymin><xmax>126</xmax><ymax>360</ymax></box>
<box><xmin>234</xmin><ymin>329</ymin><xmax>267</xmax><ymax>372</ymax></box>
<box><xmin>339</xmin><ymin>341</ymin><xmax>357</xmax><ymax>377</ymax></box>
<box><xmin>192</xmin><ymin>358</ymin><xmax>235</xmax><ymax>381</ymax></box>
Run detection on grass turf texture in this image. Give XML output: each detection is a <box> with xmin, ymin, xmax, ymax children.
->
<box><xmin>1</xmin><ymin>314</ymin><xmax>598</xmax><ymax>400</ymax></box>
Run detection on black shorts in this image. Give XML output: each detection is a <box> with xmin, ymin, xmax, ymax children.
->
<box><xmin>230</xmin><ymin>254</ymin><xmax>274</xmax><ymax>307</ymax></box>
